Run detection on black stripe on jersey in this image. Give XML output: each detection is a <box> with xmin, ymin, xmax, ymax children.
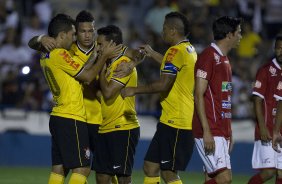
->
<box><xmin>161</xmin><ymin>71</ymin><xmax>177</xmax><ymax>75</ymax></box>
<box><xmin>77</xmin><ymin>41</ymin><xmax>95</xmax><ymax>55</ymax></box>
<box><xmin>111</xmin><ymin>78</ymin><xmax>125</xmax><ymax>86</ymax></box>
<box><xmin>109</xmin><ymin>46</ymin><xmax>128</xmax><ymax>66</ymax></box>
<box><xmin>74</xmin><ymin>65</ymin><xmax>85</xmax><ymax>78</ymax></box>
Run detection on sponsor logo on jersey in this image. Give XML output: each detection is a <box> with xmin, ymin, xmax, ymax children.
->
<box><xmin>166</xmin><ymin>48</ymin><xmax>178</xmax><ymax>62</ymax></box>
<box><xmin>186</xmin><ymin>45</ymin><xmax>195</xmax><ymax>53</ymax></box>
<box><xmin>214</xmin><ymin>53</ymin><xmax>221</xmax><ymax>65</ymax></box>
<box><xmin>196</xmin><ymin>69</ymin><xmax>207</xmax><ymax>79</ymax></box>
<box><xmin>221</xmin><ymin>112</ymin><xmax>232</xmax><ymax>119</ymax></box>
<box><xmin>269</xmin><ymin>66</ymin><xmax>277</xmax><ymax>76</ymax></box>
<box><xmin>222</xmin><ymin>100</ymin><xmax>231</xmax><ymax>109</ymax></box>
<box><xmin>222</xmin><ymin>82</ymin><xmax>232</xmax><ymax>92</ymax></box>
<box><xmin>60</xmin><ymin>50</ymin><xmax>81</xmax><ymax>70</ymax></box>
<box><xmin>168</xmin><ymin>120</ymin><xmax>174</xmax><ymax>124</ymax></box>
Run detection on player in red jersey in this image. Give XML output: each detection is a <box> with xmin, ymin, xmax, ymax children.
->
<box><xmin>248</xmin><ymin>35</ymin><xmax>282</xmax><ymax>184</ymax></box>
<box><xmin>192</xmin><ymin>16</ymin><xmax>242</xmax><ymax>184</ymax></box>
<box><xmin>271</xmin><ymin>35</ymin><xmax>282</xmax><ymax>184</ymax></box>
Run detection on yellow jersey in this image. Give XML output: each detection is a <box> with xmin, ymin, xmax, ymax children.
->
<box><xmin>70</xmin><ymin>42</ymin><xmax>102</xmax><ymax>125</ymax></box>
<box><xmin>160</xmin><ymin>40</ymin><xmax>197</xmax><ymax>130</ymax></box>
<box><xmin>100</xmin><ymin>52</ymin><xmax>139</xmax><ymax>133</ymax></box>
<box><xmin>40</xmin><ymin>48</ymin><xmax>86</xmax><ymax>122</ymax></box>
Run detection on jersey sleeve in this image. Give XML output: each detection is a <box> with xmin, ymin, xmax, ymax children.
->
<box><xmin>54</xmin><ymin>49</ymin><xmax>85</xmax><ymax>77</ymax></box>
<box><xmin>110</xmin><ymin>58</ymin><xmax>131</xmax><ymax>86</ymax></box>
<box><xmin>274</xmin><ymin>80</ymin><xmax>282</xmax><ymax>101</ymax></box>
<box><xmin>252</xmin><ymin>67</ymin><xmax>267</xmax><ymax>99</ymax></box>
<box><xmin>195</xmin><ymin>49</ymin><xmax>214</xmax><ymax>81</ymax></box>
<box><xmin>161</xmin><ymin>47</ymin><xmax>181</xmax><ymax>75</ymax></box>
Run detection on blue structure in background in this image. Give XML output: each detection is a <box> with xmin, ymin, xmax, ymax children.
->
<box><xmin>0</xmin><ymin>132</ymin><xmax>254</xmax><ymax>174</ymax></box>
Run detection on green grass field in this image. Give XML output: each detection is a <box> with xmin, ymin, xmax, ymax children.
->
<box><xmin>0</xmin><ymin>167</ymin><xmax>275</xmax><ymax>184</ymax></box>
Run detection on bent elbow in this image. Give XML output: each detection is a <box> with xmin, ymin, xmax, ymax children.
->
<box><xmin>103</xmin><ymin>91</ymin><xmax>114</xmax><ymax>101</ymax></box>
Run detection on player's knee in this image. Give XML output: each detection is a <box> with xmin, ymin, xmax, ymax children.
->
<box><xmin>160</xmin><ymin>170</ymin><xmax>179</xmax><ymax>183</ymax></box>
<box><xmin>96</xmin><ymin>173</ymin><xmax>112</xmax><ymax>183</ymax></box>
<box><xmin>215</xmin><ymin>175</ymin><xmax>232</xmax><ymax>184</ymax></box>
<box><xmin>116</xmin><ymin>174</ymin><xmax>132</xmax><ymax>184</ymax></box>
<box><xmin>261</xmin><ymin>169</ymin><xmax>276</xmax><ymax>180</ymax></box>
<box><xmin>143</xmin><ymin>161</ymin><xmax>160</xmax><ymax>177</ymax></box>
<box><xmin>51</xmin><ymin>165</ymin><xmax>64</xmax><ymax>176</ymax></box>
<box><xmin>72</xmin><ymin>166</ymin><xmax>91</xmax><ymax>177</ymax></box>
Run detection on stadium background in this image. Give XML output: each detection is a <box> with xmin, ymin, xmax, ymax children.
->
<box><xmin>0</xmin><ymin>0</ymin><xmax>281</xmax><ymax>183</ymax></box>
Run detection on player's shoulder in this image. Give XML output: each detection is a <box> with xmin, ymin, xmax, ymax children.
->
<box><xmin>258</xmin><ymin>60</ymin><xmax>277</xmax><ymax>72</ymax></box>
<box><xmin>200</xmin><ymin>46</ymin><xmax>216</xmax><ymax>56</ymax></box>
<box><xmin>49</xmin><ymin>48</ymin><xmax>73</xmax><ymax>62</ymax></box>
<box><xmin>115</xmin><ymin>55</ymin><xmax>131</xmax><ymax>66</ymax></box>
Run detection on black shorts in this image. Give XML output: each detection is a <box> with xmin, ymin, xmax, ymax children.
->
<box><xmin>49</xmin><ymin>115</ymin><xmax>90</xmax><ymax>169</ymax></box>
<box><xmin>87</xmin><ymin>123</ymin><xmax>99</xmax><ymax>169</ymax></box>
<box><xmin>93</xmin><ymin>128</ymin><xmax>140</xmax><ymax>176</ymax></box>
<box><xmin>145</xmin><ymin>123</ymin><xmax>194</xmax><ymax>171</ymax></box>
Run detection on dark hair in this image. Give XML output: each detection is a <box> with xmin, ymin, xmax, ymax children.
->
<box><xmin>165</xmin><ymin>11</ymin><xmax>190</xmax><ymax>36</ymax></box>
<box><xmin>75</xmin><ymin>10</ymin><xmax>95</xmax><ymax>27</ymax></box>
<box><xmin>213</xmin><ymin>16</ymin><xmax>242</xmax><ymax>41</ymax></box>
<box><xmin>48</xmin><ymin>14</ymin><xmax>75</xmax><ymax>38</ymax></box>
<box><xmin>275</xmin><ymin>35</ymin><xmax>282</xmax><ymax>47</ymax></box>
<box><xmin>97</xmin><ymin>25</ymin><xmax>123</xmax><ymax>44</ymax></box>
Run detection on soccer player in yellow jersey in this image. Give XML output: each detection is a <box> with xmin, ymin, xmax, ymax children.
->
<box><xmin>93</xmin><ymin>25</ymin><xmax>140</xmax><ymax>184</ymax></box>
<box><xmin>32</xmin><ymin>14</ymin><xmax>121</xmax><ymax>184</ymax></box>
<box><xmin>28</xmin><ymin>10</ymin><xmax>139</xmax><ymax>184</ymax></box>
<box><xmin>122</xmin><ymin>12</ymin><xmax>197</xmax><ymax>184</ymax></box>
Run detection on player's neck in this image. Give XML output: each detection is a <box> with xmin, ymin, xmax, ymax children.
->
<box><xmin>214</xmin><ymin>40</ymin><xmax>231</xmax><ymax>56</ymax></box>
<box><xmin>172</xmin><ymin>37</ymin><xmax>188</xmax><ymax>45</ymax></box>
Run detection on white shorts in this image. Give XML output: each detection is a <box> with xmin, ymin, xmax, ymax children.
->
<box><xmin>194</xmin><ymin>136</ymin><xmax>231</xmax><ymax>175</ymax></box>
<box><xmin>252</xmin><ymin>140</ymin><xmax>276</xmax><ymax>169</ymax></box>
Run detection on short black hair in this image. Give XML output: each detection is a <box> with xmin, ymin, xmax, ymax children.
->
<box><xmin>213</xmin><ymin>16</ymin><xmax>242</xmax><ymax>41</ymax></box>
<box><xmin>97</xmin><ymin>25</ymin><xmax>123</xmax><ymax>44</ymax></box>
<box><xmin>48</xmin><ymin>14</ymin><xmax>75</xmax><ymax>38</ymax></box>
<box><xmin>165</xmin><ymin>11</ymin><xmax>190</xmax><ymax>37</ymax></box>
<box><xmin>275</xmin><ymin>35</ymin><xmax>282</xmax><ymax>47</ymax></box>
<box><xmin>75</xmin><ymin>10</ymin><xmax>95</xmax><ymax>27</ymax></box>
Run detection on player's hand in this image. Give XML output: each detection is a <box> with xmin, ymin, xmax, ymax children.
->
<box><xmin>41</xmin><ymin>36</ymin><xmax>56</xmax><ymax>52</ymax></box>
<box><xmin>113</xmin><ymin>62</ymin><xmax>134</xmax><ymax>78</ymax></box>
<box><xmin>101</xmin><ymin>40</ymin><xmax>123</xmax><ymax>59</ymax></box>
<box><xmin>272</xmin><ymin>131</ymin><xmax>282</xmax><ymax>153</ymax></box>
<box><xmin>229</xmin><ymin>136</ymin><xmax>234</xmax><ymax>154</ymax></box>
<box><xmin>260</xmin><ymin>127</ymin><xmax>272</xmax><ymax>143</ymax></box>
<box><xmin>203</xmin><ymin>131</ymin><xmax>215</xmax><ymax>155</ymax></box>
<box><xmin>121</xmin><ymin>87</ymin><xmax>135</xmax><ymax>98</ymax></box>
<box><xmin>139</xmin><ymin>44</ymin><xmax>154</xmax><ymax>57</ymax></box>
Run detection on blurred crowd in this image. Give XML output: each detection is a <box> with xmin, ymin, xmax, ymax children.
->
<box><xmin>0</xmin><ymin>0</ymin><xmax>281</xmax><ymax>119</ymax></box>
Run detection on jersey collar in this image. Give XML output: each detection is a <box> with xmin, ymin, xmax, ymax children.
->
<box><xmin>272</xmin><ymin>58</ymin><xmax>282</xmax><ymax>70</ymax></box>
<box><xmin>176</xmin><ymin>39</ymin><xmax>189</xmax><ymax>45</ymax></box>
<box><xmin>211</xmin><ymin>43</ymin><xmax>224</xmax><ymax>56</ymax></box>
<box><xmin>76</xmin><ymin>41</ymin><xmax>95</xmax><ymax>55</ymax></box>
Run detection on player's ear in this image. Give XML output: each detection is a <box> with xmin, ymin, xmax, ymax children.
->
<box><xmin>58</xmin><ymin>31</ymin><xmax>66</xmax><ymax>40</ymax></box>
<box><xmin>227</xmin><ymin>32</ymin><xmax>233</xmax><ymax>40</ymax></box>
